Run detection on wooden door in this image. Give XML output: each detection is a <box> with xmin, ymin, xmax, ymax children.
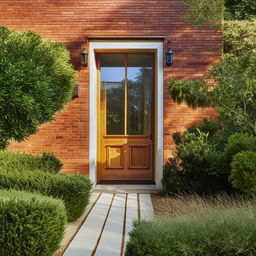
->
<box><xmin>97</xmin><ymin>53</ymin><xmax>155</xmax><ymax>182</ymax></box>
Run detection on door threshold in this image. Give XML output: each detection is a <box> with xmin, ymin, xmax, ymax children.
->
<box><xmin>94</xmin><ymin>184</ymin><xmax>160</xmax><ymax>194</ymax></box>
<box><xmin>97</xmin><ymin>180</ymin><xmax>155</xmax><ymax>185</ymax></box>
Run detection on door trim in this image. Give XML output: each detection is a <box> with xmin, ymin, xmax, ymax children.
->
<box><xmin>89</xmin><ymin>41</ymin><xmax>164</xmax><ymax>189</ymax></box>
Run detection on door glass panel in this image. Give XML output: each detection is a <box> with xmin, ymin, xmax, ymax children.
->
<box><xmin>127</xmin><ymin>54</ymin><xmax>153</xmax><ymax>135</ymax></box>
<box><xmin>100</xmin><ymin>54</ymin><xmax>125</xmax><ymax>135</ymax></box>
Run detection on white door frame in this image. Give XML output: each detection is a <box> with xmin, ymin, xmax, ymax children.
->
<box><xmin>89</xmin><ymin>41</ymin><xmax>164</xmax><ymax>189</ymax></box>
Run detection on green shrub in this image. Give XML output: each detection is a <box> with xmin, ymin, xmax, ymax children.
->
<box><xmin>187</xmin><ymin>118</ymin><xmax>220</xmax><ymax>139</ymax></box>
<box><xmin>0</xmin><ymin>150</ymin><xmax>62</xmax><ymax>173</ymax></box>
<box><xmin>0</xmin><ymin>26</ymin><xmax>75</xmax><ymax>149</ymax></box>
<box><xmin>224</xmin><ymin>133</ymin><xmax>256</xmax><ymax>164</ymax></box>
<box><xmin>41</xmin><ymin>152</ymin><xmax>62</xmax><ymax>172</ymax></box>
<box><xmin>0</xmin><ymin>189</ymin><xmax>66</xmax><ymax>256</ymax></box>
<box><xmin>0</xmin><ymin>169</ymin><xmax>92</xmax><ymax>221</ymax></box>
<box><xmin>230</xmin><ymin>151</ymin><xmax>256</xmax><ymax>194</ymax></box>
<box><xmin>126</xmin><ymin>205</ymin><xmax>256</xmax><ymax>256</ymax></box>
<box><xmin>224</xmin><ymin>19</ymin><xmax>256</xmax><ymax>56</ymax></box>
<box><xmin>162</xmin><ymin>130</ymin><xmax>231</xmax><ymax>194</ymax></box>
<box><xmin>225</xmin><ymin>0</ymin><xmax>256</xmax><ymax>20</ymax></box>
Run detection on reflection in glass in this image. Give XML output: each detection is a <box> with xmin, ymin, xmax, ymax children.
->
<box><xmin>127</xmin><ymin>54</ymin><xmax>153</xmax><ymax>135</ymax></box>
<box><xmin>100</xmin><ymin>54</ymin><xmax>125</xmax><ymax>135</ymax></box>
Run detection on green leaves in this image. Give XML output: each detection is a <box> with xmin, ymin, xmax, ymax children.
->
<box><xmin>169</xmin><ymin>79</ymin><xmax>213</xmax><ymax>108</ymax></box>
<box><xmin>230</xmin><ymin>151</ymin><xmax>256</xmax><ymax>194</ymax></box>
<box><xmin>126</xmin><ymin>203</ymin><xmax>256</xmax><ymax>256</ymax></box>
<box><xmin>182</xmin><ymin>0</ymin><xmax>224</xmax><ymax>28</ymax></box>
<box><xmin>169</xmin><ymin>52</ymin><xmax>256</xmax><ymax>135</ymax></box>
<box><xmin>224</xmin><ymin>20</ymin><xmax>256</xmax><ymax>56</ymax></box>
<box><xmin>182</xmin><ymin>0</ymin><xmax>256</xmax><ymax>29</ymax></box>
<box><xmin>0</xmin><ymin>26</ymin><xmax>75</xmax><ymax>149</ymax></box>
<box><xmin>0</xmin><ymin>169</ymin><xmax>92</xmax><ymax>222</ymax></box>
<box><xmin>0</xmin><ymin>189</ymin><xmax>67</xmax><ymax>256</ymax></box>
<box><xmin>225</xmin><ymin>0</ymin><xmax>256</xmax><ymax>20</ymax></box>
<box><xmin>0</xmin><ymin>151</ymin><xmax>62</xmax><ymax>173</ymax></box>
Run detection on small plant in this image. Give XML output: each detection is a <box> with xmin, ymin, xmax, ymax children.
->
<box><xmin>0</xmin><ymin>189</ymin><xmax>67</xmax><ymax>256</ymax></box>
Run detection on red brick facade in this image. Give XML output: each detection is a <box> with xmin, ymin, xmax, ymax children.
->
<box><xmin>1</xmin><ymin>0</ymin><xmax>221</xmax><ymax>176</ymax></box>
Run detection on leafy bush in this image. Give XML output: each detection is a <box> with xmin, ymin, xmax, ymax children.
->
<box><xmin>0</xmin><ymin>170</ymin><xmax>92</xmax><ymax>221</ymax></box>
<box><xmin>0</xmin><ymin>189</ymin><xmax>66</xmax><ymax>256</ymax></box>
<box><xmin>187</xmin><ymin>118</ymin><xmax>220</xmax><ymax>138</ymax></box>
<box><xmin>225</xmin><ymin>0</ymin><xmax>256</xmax><ymax>20</ymax></box>
<box><xmin>230</xmin><ymin>151</ymin><xmax>256</xmax><ymax>194</ymax></box>
<box><xmin>126</xmin><ymin>205</ymin><xmax>256</xmax><ymax>256</ymax></box>
<box><xmin>0</xmin><ymin>26</ymin><xmax>75</xmax><ymax>149</ymax></box>
<box><xmin>0</xmin><ymin>150</ymin><xmax>62</xmax><ymax>173</ymax></box>
<box><xmin>224</xmin><ymin>19</ymin><xmax>256</xmax><ymax>56</ymax></box>
<box><xmin>162</xmin><ymin>130</ymin><xmax>231</xmax><ymax>194</ymax></box>
<box><xmin>187</xmin><ymin>118</ymin><xmax>243</xmax><ymax>151</ymax></box>
<box><xmin>224</xmin><ymin>133</ymin><xmax>256</xmax><ymax>164</ymax></box>
<box><xmin>41</xmin><ymin>152</ymin><xmax>62</xmax><ymax>173</ymax></box>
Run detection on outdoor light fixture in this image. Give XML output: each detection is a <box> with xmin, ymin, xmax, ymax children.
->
<box><xmin>80</xmin><ymin>40</ymin><xmax>88</xmax><ymax>67</ymax></box>
<box><xmin>72</xmin><ymin>84</ymin><xmax>79</xmax><ymax>99</ymax></box>
<box><xmin>166</xmin><ymin>40</ymin><xmax>174</xmax><ymax>66</ymax></box>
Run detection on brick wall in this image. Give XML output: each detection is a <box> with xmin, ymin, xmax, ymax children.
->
<box><xmin>0</xmin><ymin>0</ymin><xmax>222</xmax><ymax>175</ymax></box>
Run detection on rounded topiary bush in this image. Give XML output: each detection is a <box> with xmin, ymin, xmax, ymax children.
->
<box><xmin>0</xmin><ymin>169</ymin><xmax>92</xmax><ymax>221</ymax></box>
<box><xmin>0</xmin><ymin>150</ymin><xmax>62</xmax><ymax>173</ymax></box>
<box><xmin>224</xmin><ymin>133</ymin><xmax>256</xmax><ymax>164</ymax></box>
<box><xmin>0</xmin><ymin>26</ymin><xmax>75</xmax><ymax>149</ymax></box>
<box><xmin>0</xmin><ymin>189</ymin><xmax>67</xmax><ymax>256</ymax></box>
<box><xmin>230</xmin><ymin>151</ymin><xmax>256</xmax><ymax>194</ymax></box>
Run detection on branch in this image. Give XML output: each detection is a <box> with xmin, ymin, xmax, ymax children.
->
<box><xmin>217</xmin><ymin>100</ymin><xmax>256</xmax><ymax>134</ymax></box>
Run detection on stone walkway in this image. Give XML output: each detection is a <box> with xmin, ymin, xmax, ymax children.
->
<box><xmin>63</xmin><ymin>193</ymin><xmax>154</xmax><ymax>256</ymax></box>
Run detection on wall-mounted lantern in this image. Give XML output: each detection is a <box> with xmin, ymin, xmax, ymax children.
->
<box><xmin>72</xmin><ymin>84</ymin><xmax>79</xmax><ymax>99</ymax></box>
<box><xmin>166</xmin><ymin>40</ymin><xmax>174</xmax><ymax>66</ymax></box>
<box><xmin>80</xmin><ymin>40</ymin><xmax>88</xmax><ymax>67</ymax></box>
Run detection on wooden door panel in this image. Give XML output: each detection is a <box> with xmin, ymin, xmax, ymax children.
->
<box><xmin>129</xmin><ymin>144</ymin><xmax>150</xmax><ymax>169</ymax></box>
<box><xmin>106</xmin><ymin>145</ymin><xmax>124</xmax><ymax>169</ymax></box>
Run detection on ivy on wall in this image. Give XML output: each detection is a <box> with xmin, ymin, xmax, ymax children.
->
<box><xmin>182</xmin><ymin>0</ymin><xmax>224</xmax><ymax>28</ymax></box>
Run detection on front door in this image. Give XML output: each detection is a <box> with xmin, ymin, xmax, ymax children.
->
<box><xmin>97</xmin><ymin>52</ymin><xmax>155</xmax><ymax>182</ymax></box>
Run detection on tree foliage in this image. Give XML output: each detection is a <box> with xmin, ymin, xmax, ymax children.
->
<box><xmin>169</xmin><ymin>52</ymin><xmax>256</xmax><ymax>135</ymax></box>
<box><xmin>225</xmin><ymin>0</ymin><xmax>256</xmax><ymax>20</ymax></box>
<box><xmin>182</xmin><ymin>0</ymin><xmax>256</xmax><ymax>29</ymax></box>
<box><xmin>182</xmin><ymin>0</ymin><xmax>224</xmax><ymax>28</ymax></box>
<box><xmin>0</xmin><ymin>26</ymin><xmax>75</xmax><ymax>149</ymax></box>
<box><xmin>224</xmin><ymin>19</ymin><xmax>256</xmax><ymax>55</ymax></box>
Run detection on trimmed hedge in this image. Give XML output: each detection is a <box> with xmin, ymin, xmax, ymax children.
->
<box><xmin>224</xmin><ymin>133</ymin><xmax>256</xmax><ymax>164</ymax></box>
<box><xmin>230</xmin><ymin>151</ymin><xmax>256</xmax><ymax>194</ymax></box>
<box><xmin>0</xmin><ymin>150</ymin><xmax>62</xmax><ymax>173</ymax></box>
<box><xmin>0</xmin><ymin>169</ymin><xmax>92</xmax><ymax>222</ymax></box>
<box><xmin>0</xmin><ymin>189</ymin><xmax>67</xmax><ymax>256</ymax></box>
<box><xmin>126</xmin><ymin>205</ymin><xmax>256</xmax><ymax>256</ymax></box>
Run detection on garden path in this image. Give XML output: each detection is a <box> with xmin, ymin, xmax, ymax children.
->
<box><xmin>63</xmin><ymin>192</ymin><xmax>154</xmax><ymax>256</ymax></box>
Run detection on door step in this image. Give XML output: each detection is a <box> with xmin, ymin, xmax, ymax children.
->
<box><xmin>94</xmin><ymin>184</ymin><xmax>160</xmax><ymax>193</ymax></box>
